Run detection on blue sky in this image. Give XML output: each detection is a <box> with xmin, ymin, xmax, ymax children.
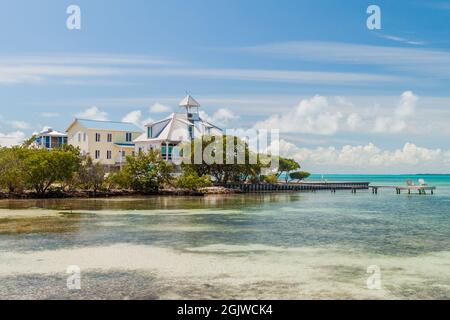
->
<box><xmin>1</xmin><ymin>0</ymin><xmax>450</xmax><ymax>173</ymax></box>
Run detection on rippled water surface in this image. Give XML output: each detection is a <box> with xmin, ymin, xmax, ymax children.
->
<box><xmin>1</xmin><ymin>179</ymin><xmax>449</xmax><ymax>299</ymax></box>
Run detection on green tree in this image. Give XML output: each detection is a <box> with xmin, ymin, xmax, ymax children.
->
<box><xmin>181</xmin><ymin>135</ymin><xmax>264</xmax><ymax>184</ymax></box>
<box><xmin>124</xmin><ymin>150</ymin><xmax>173</xmax><ymax>192</ymax></box>
<box><xmin>22</xmin><ymin>148</ymin><xmax>80</xmax><ymax>196</ymax></box>
<box><xmin>277</xmin><ymin>157</ymin><xmax>301</xmax><ymax>183</ymax></box>
<box><xmin>105</xmin><ymin>170</ymin><xmax>131</xmax><ymax>190</ymax></box>
<box><xmin>263</xmin><ymin>174</ymin><xmax>279</xmax><ymax>184</ymax></box>
<box><xmin>0</xmin><ymin>147</ymin><xmax>26</xmax><ymax>193</ymax></box>
<box><xmin>289</xmin><ymin>171</ymin><xmax>311</xmax><ymax>182</ymax></box>
<box><xmin>76</xmin><ymin>157</ymin><xmax>106</xmax><ymax>194</ymax></box>
<box><xmin>176</xmin><ymin>169</ymin><xmax>212</xmax><ymax>191</ymax></box>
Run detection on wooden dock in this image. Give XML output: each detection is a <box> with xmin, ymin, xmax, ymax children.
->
<box><xmin>370</xmin><ymin>185</ymin><xmax>436</xmax><ymax>195</ymax></box>
<box><xmin>223</xmin><ymin>181</ymin><xmax>436</xmax><ymax>195</ymax></box>
<box><xmin>224</xmin><ymin>182</ymin><xmax>370</xmax><ymax>193</ymax></box>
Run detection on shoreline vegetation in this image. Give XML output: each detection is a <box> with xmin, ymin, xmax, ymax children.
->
<box><xmin>0</xmin><ymin>135</ymin><xmax>310</xmax><ymax>200</ymax></box>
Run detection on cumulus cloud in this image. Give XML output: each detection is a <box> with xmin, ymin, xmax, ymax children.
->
<box><xmin>373</xmin><ymin>91</ymin><xmax>418</xmax><ymax>133</ymax></box>
<box><xmin>255</xmin><ymin>95</ymin><xmax>343</xmax><ymax>135</ymax></box>
<box><xmin>149</xmin><ymin>103</ymin><xmax>171</xmax><ymax>113</ymax></box>
<box><xmin>122</xmin><ymin>110</ymin><xmax>142</xmax><ymax>126</ymax></box>
<box><xmin>268</xmin><ymin>138</ymin><xmax>449</xmax><ymax>173</ymax></box>
<box><xmin>76</xmin><ymin>106</ymin><xmax>108</xmax><ymax>121</ymax></box>
<box><xmin>255</xmin><ymin>91</ymin><xmax>419</xmax><ymax>136</ymax></box>
<box><xmin>346</xmin><ymin>113</ymin><xmax>363</xmax><ymax>131</ymax></box>
<box><xmin>0</xmin><ymin>131</ymin><xmax>26</xmax><ymax>147</ymax></box>
<box><xmin>122</xmin><ymin>110</ymin><xmax>153</xmax><ymax>128</ymax></box>
<box><xmin>200</xmin><ymin>108</ymin><xmax>238</xmax><ymax>125</ymax></box>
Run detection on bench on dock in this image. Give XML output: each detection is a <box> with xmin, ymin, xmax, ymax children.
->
<box><xmin>370</xmin><ymin>179</ymin><xmax>436</xmax><ymax>195</ymax></box>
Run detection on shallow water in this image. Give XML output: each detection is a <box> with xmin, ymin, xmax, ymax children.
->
<box><xmin>0</xmin><ymin>180</ymin><xmax>449</xmax><ymax>299</ymax></box>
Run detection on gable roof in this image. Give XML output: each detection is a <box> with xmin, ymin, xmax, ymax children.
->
<box><xmin>66</xmin><ymin>119</ymin><xmax>143</xmax><ymax>133</ymax></box>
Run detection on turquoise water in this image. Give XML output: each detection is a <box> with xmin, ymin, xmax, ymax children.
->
<box><xmin>0</xmin><ymin>174</ymin><xmax>449</xmax><ymax>299</ymax></box>
<box><xmin>307</xmin><ymin>174</ymin><xmax>450</xmax><ymax>187</ymax></box>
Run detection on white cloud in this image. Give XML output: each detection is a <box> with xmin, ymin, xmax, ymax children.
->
<box><xmin>396</xmin><ymin>91</ymin><xmax>418</xmax><ymax>117</ymax></box>
<box><xmin>0</xmin><ymin>131</ymin><xmax>26</xmax><ymax>147</ymax></box>
<box><xmin>75</xmin><ymin>106</ymin><xmax>108</xmax><ymax>121</ymax></box>
<box><xmin>242</xmin><ymin>41</ymin><xmax>450</xmax><ymax>77</ymax></box>
<box><xmin>269</xmin><ymin>139</ymin><xmax>449</xmax><ymax>173</ymax></box>
<box><xmin>7</xmin><ymin>120</ymin><xmax>31</xmax><ymax>130</ymax></box>
<box><xmin>254</xmin><ymin>91</ymin><xmax>419</xmax><ymax>136</ymax></box>
<box><xmin>373</xmin><ymin>91</ymin><xmax>418</xmax><ymax>133</ymax></box>
<box><xmin>346</xmin><ymin>113</ymin><xmax>363</xmax><ymax>130</ymax></box>
<box><xmin>200</xmin><ymin>108</ymin><xmax>238</xmax><ymax>125</ymax></box>
<box><xmin>149</xmin><ymin>103</ymin><xmax>171</xmax><ymax>113</ymax></box>
<box><xmin>122</xmin><ymin>110</ymin><xmax>153</xmax><ymax>128</ymax></box>
<box><xmin>254</xmin><ymin>95</ymin><xmax>343</xmax><ymax>135</ymax></box>
<box><xmin>0</xmin><ymin>65</ymin><xmax>400</xmax><ymax>86</ymax></box>
<box><xmin>376</xmin><ymin>34</ymin><xmax>425</xmax><ymax>46</ymax></box>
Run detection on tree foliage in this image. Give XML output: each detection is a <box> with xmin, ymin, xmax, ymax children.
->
<box><xmin>0</xmin><ymin>147</ymin><xmax>26</xmax><ymax>193</ymax></box>
<box><xmin>181</xmin><ymin>135</ymin><xmax>267</xmax><ymax>184</ymax></box>
<box><xmin>289</xmin><ymin>171</ymin><xmax>311</xmax><ymax>182</ymax></box>
<box><xmin>277</xmin><ymin>157</ymin><xmax>301</xmax><ymax>182</ymax></box>
<box><xmin>176</xmin><ymin>169</ymin><xmax>212</xmax><ymax>191</ymax></box>
<box><xmin>124</xmin><ymin>150</ymin><xmax>173</xmax><ymax>192</ymax></box>
<box><xmin>21</xmin><ymin>148</ymin><xmax>80</xmax><ymax>195</ymax></box>
<box><xmin>76</xmin><ymin>156</ymin><xmax>106</xmax><ymax>193</ymax></box>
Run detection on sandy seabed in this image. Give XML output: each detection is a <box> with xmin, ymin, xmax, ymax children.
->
<box><xmin>1</xmin><ymin>243</ymin><xmax>449</xmax><ymax>300</ymax></box>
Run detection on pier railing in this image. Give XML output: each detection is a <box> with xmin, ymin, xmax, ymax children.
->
<box><xmin>222</xmin><ymin>182</ymin><xmax>370</xmax><ymax>193</ymax></box>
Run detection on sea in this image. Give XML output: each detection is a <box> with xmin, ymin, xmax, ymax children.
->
<box><xmin>0</xmin><ymin>174</ymin><xmax>449</xmax><ymax>299</ymax></box>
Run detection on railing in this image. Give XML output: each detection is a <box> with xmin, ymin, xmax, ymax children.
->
<box><xmin>222</xmin><ymin>182</ymin><xmax>370</xmax><ymax>193</ymax></box>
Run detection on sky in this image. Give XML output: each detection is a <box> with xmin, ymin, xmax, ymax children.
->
<box><xmin>0</xmin><ymin>0</ymin><xmax>450</xmax><ymax>173</ymax></box>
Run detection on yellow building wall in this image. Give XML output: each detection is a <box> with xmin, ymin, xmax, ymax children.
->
<box><xmin>67</xmin><ymin>121</ymin><xmax>141</xmax><ymax>165</ymax></box>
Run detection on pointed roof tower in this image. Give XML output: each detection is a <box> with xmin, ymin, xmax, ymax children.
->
<box><xmin>179</xmin><ymin>94</ymin><xmax>201</xmax><ymax>120</ymax></box>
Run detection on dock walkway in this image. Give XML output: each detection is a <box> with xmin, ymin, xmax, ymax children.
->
<box><xmin>370</xmin><ymin>185</ymin><xmax>436</xmax><ymax>195</ymax></box>
<box><xmin>224</xmin><ymin>182</ymin><xmax>370</xmax><ymax>193</ymax></box>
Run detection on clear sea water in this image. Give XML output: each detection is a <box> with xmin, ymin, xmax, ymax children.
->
<box><xmin>0</xmin><ymin>174</ymin><xmax>449</xmax><ymax>300</ymax></box>
<box><xmin>307</xmin><ymin>174</ymin><xmax>450</xmax><ymax>187</ymax></box>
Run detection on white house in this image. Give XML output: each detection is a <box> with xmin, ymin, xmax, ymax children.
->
<box><xmin>134</xmin><ymin>95</ymin><xmax>223</xmax><ymax>161</ymax></box>
<box><xmin>33</xmin><ymin>127</ymin><xmax>68</xmax><ymax>150</ymax></box>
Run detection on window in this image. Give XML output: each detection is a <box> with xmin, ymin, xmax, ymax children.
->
<box><xmin>83</xmin><ymin>133</ymin><xmax>86</xmax><ymax>142</ymax></box>
<box><xmin>45</xmin><ymin>136</ymin><xmax>51</xmax><ymax>149</ymax></box>
<box><xmin>78</xmin><ymin>133</ymin><xmax>81</xmax><ymax>142</ymax></box>
<box><xmin>95</xmin><ymin>133</ymin><xmax>101</xmax><ymax>142</ymax></box>
<box><xmin>107</xmin><ymin>133</ymin><xmax>112</xmax><ymax>142</ymax></box>
<box><xmin>95</xmin><ymin>150</ymin><xmax>100</xmax><ymax>159</ymax></box>
<box><xmin>147</xmin><ymin>127</ymin><xmax>152</xmax><ymax>139</ymax></box>
<box><xmin>107</xmin><ymin>150</ymin><xmax>112</xmax><ymax>160</ymax></box>
<box><xmin>126</xmin><ymin>132</ymin><xmax>132</xmax><ymax>142</ymax></box>
<box><xmin>161</xmin><ymin>145</ymin><xmax>174</xmax><ymax>160</ymax></box>
<box><xmin>188</xmin><ymin>125</ymin><xmax>194</xmax><ymax>139</ymax></box>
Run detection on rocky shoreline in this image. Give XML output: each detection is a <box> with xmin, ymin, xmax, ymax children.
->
<box><xmin>0</xmin><ymin>186</ymin><xmax>242</xmax><ymax>200</ymax></box>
